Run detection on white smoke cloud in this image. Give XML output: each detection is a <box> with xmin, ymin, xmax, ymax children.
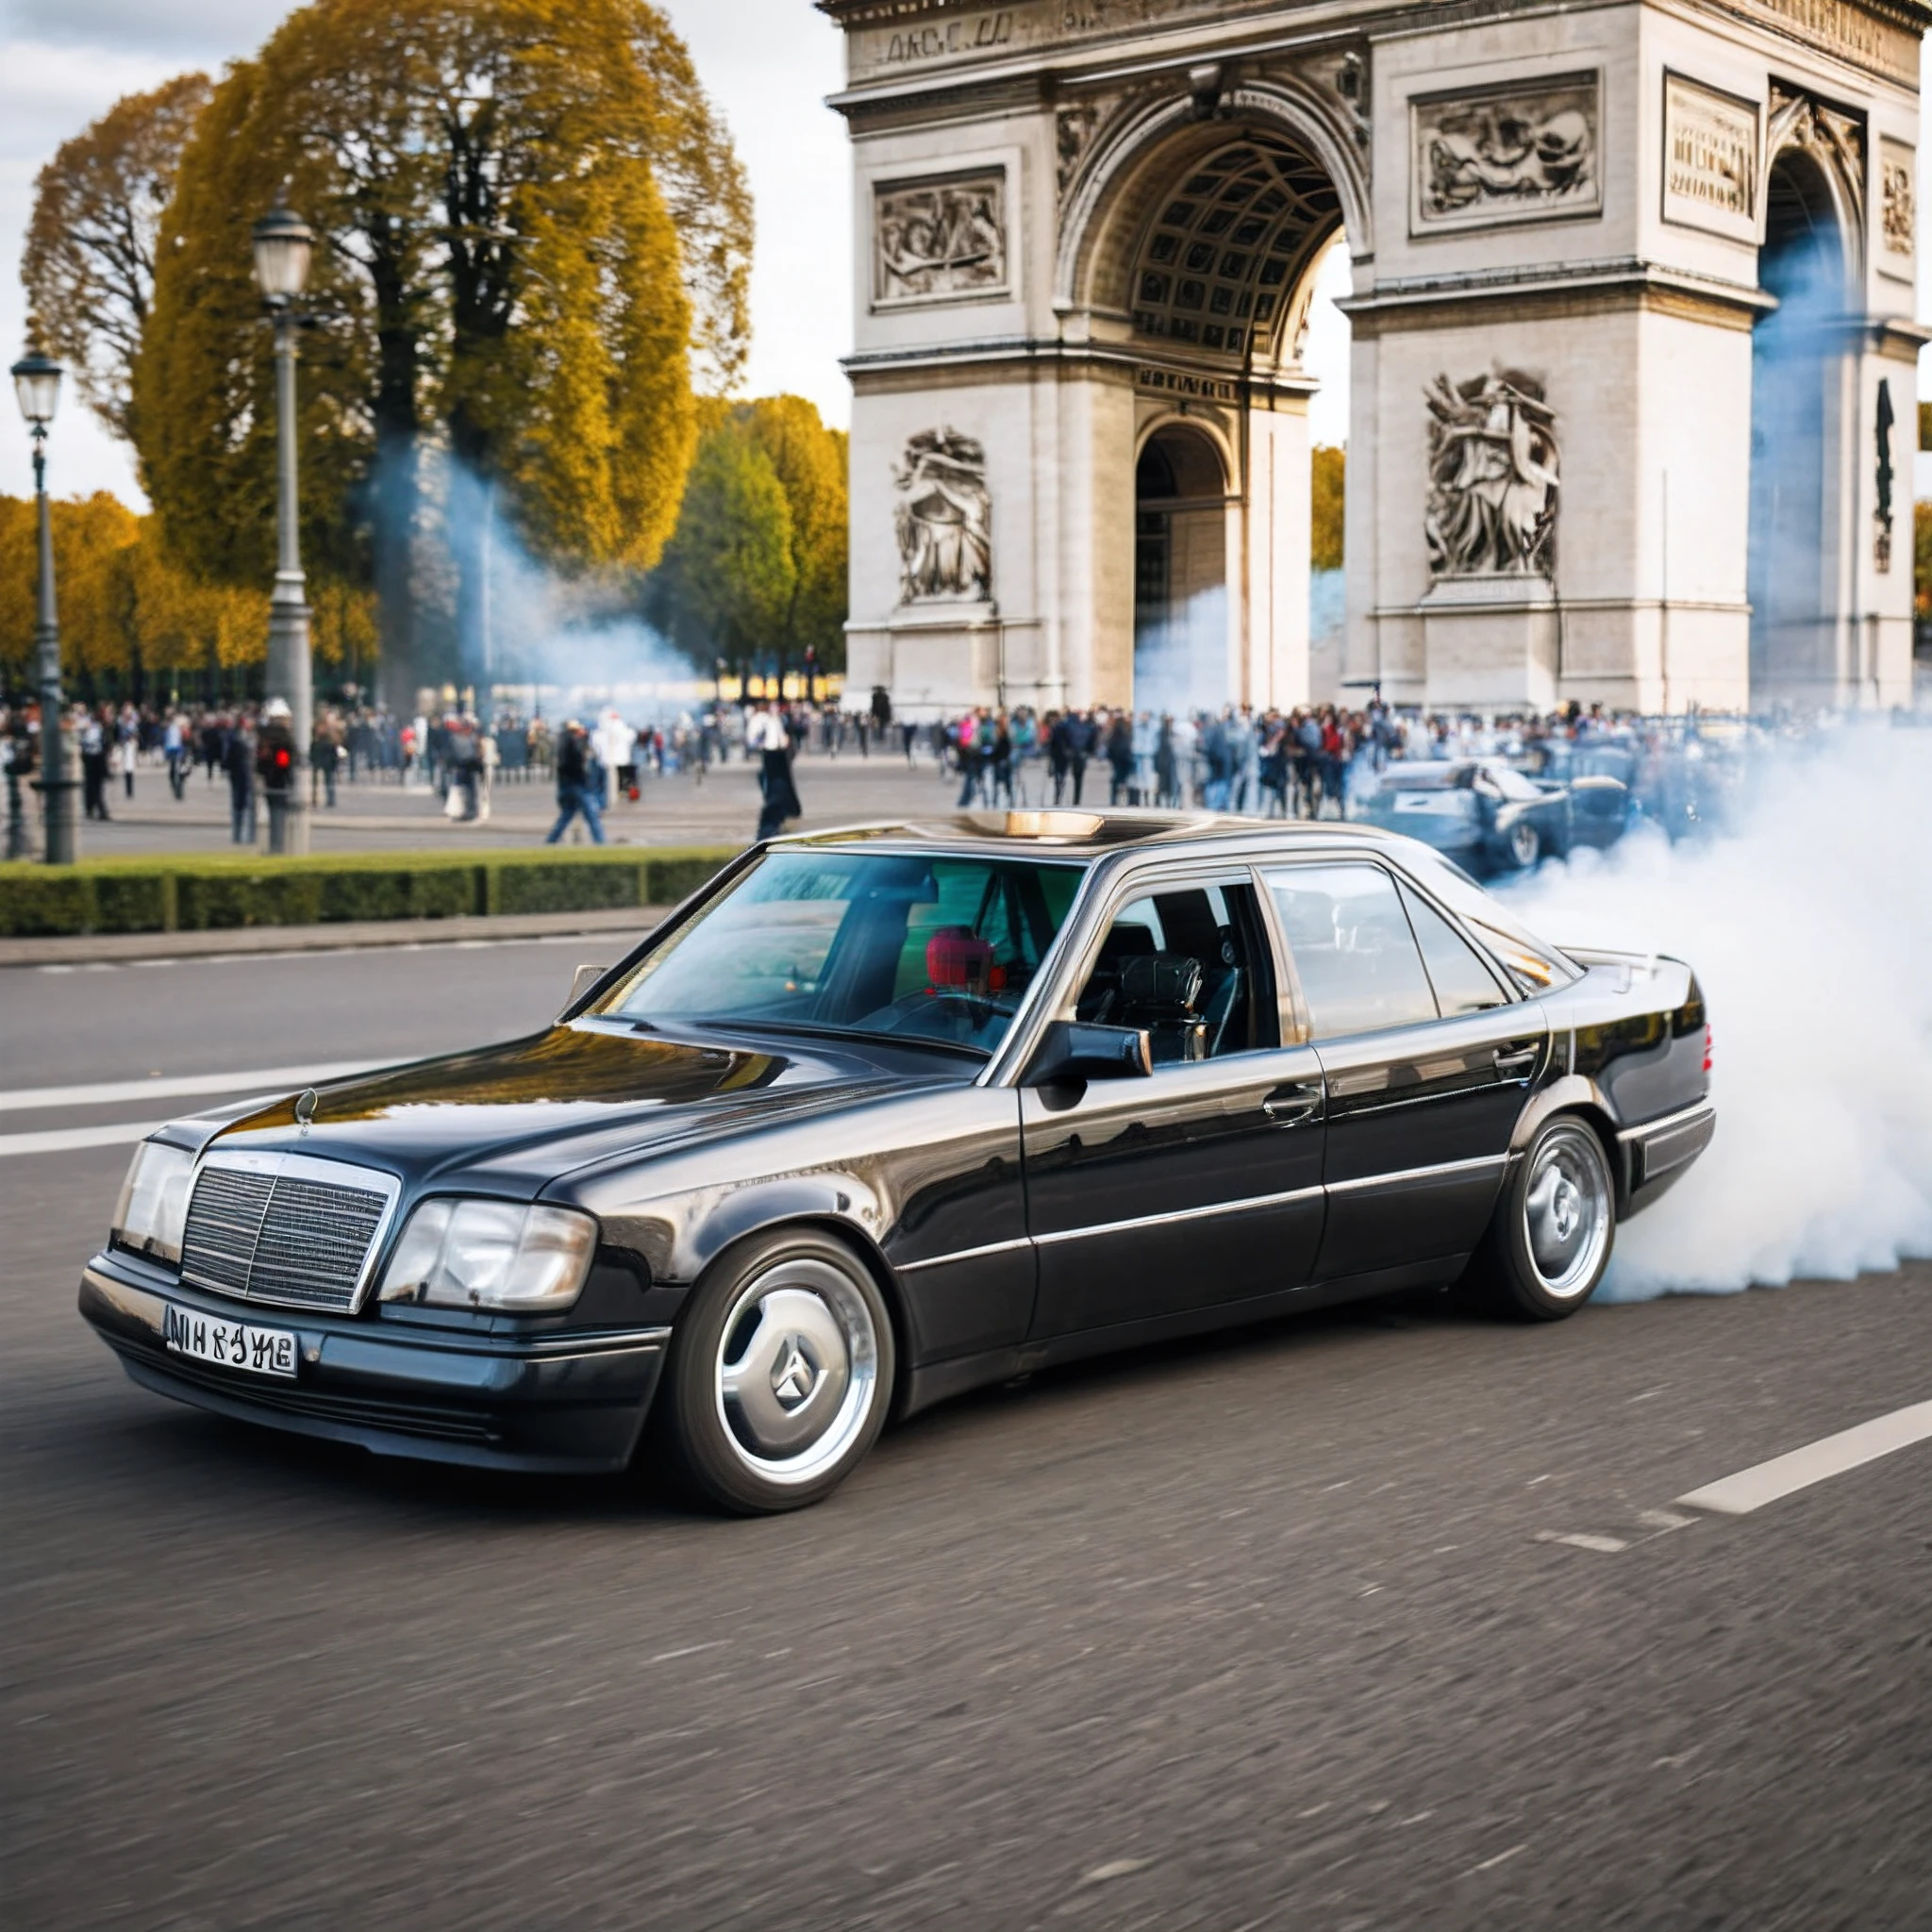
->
<box><xmin>1497</xmin><ymin>722</ymin><xmax>1932</xmax><ymax>1299</ymax></box>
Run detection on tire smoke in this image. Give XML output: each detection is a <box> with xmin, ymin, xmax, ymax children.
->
<box><xmin>1498</xmin><ymin>723</ymin><xmax>1932</xmax><ymax>1298</ymax></box>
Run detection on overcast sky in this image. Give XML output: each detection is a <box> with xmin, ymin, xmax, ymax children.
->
<box><xmin>0</xmin><ymin>2</ymin><xmax>1919</xmax><ymax>508</ymax></box>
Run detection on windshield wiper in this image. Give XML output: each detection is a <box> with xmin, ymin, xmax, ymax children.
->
<box><xmin>686</xmin><ymin>1018</ymin><xmax>991</xmax><ymax>1062</ymax></box>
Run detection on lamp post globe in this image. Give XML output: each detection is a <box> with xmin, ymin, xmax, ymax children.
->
<box><xmin>10</xmin><ymin>347</ymin><xmax>75</xmax><ymax>865</ymax></box>
<box><xmin>251</xmin><ymin>206</ymin><xmax>313</xmax><ymax>304</ymax></box>
<box><xmin>253</xmin><ymin>205</ymin><xmax>314</xmax><ymax>855</ymax></box>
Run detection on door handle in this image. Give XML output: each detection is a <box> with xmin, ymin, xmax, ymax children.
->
<box><xmin>1493</xmin><ymin>1043</ymin><xmax>1541</xmax><ymax>1081</ymax></box>
<box><xmin>1262</xmin><ymin>1082</ymin><xmax>1323</xmax><ymax>1124</ymax></box>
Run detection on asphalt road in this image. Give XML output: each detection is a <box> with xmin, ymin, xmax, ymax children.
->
<box><xmin>4</xmin><ymin>947</ymin><xmax>1929</xmax><ymax>1930</ymax></box>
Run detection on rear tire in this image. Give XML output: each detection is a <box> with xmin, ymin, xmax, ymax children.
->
<box><xmin>658</xmin><ymin>1229</ymin><xmax>894</xmax><ymax>1515</ymax></box>
<box><xmin>1474</xmin><ymin>1115</ymin><xmax>1615</xmax><ymax>1320</ymax></box>
<box><xmin>1504</xmin><ymin>819</ymin><xmax>1542</xmax><ymax>870</ymax></box>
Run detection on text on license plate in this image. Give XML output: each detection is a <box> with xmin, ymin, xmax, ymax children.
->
<box><xmin>163</xmin><ymin>1304</ymin><xmax>297</xmax><ymax>1378</ymax></box>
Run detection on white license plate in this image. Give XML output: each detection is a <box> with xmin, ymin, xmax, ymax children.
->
<box><xmin>162</xmin><ymin>1303</ymin><xmax>297</xmax><ymax>1379</ymax></box>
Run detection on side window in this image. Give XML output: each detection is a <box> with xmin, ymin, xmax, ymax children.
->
<box><xmin>1264</xmin><ymin>863</ymin><xmax>1438</xmax><ymax>1040</ymax></box>
<box><xmin>1398</xmin><ymin>882</ymin><xmax>1510</xmax><ymax>1016</ymax></box>
<box><xmin>1076</xmin><ymin>880</ymin><xmax>1276</xmax><ymax>1065</ymax></box>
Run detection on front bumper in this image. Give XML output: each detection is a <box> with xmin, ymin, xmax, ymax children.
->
<box><xmin>79</xmin><ymin>1254</ymin><xmax>670</xmax><ymax>1474</ymax></box>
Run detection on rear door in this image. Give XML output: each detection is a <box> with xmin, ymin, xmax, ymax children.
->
<box><xmin>1022</xmin><ymin>869</ymin><xmax>1326</xmax><ymax>1339</ymax></box>
<box><xmin>1261</xmin><ymin>860</ymin><xmax>1544</xmax><ymax>1288</ymax></box>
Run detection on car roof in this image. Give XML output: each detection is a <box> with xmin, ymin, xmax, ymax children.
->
<box><xmin>769</xmin><ymin>810</ymin><xmax>1410</xmax><ymax>863</ymax></box>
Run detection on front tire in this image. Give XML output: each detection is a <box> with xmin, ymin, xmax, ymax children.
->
<box><xmin>658</xmin><ymin>1229</ymin><xmax>894</xmax><ymax>1514</ymax></box>
<box><xmin>1475</xmin><ymin>1116</ymin><xmax>1615</xmax><ymax>1320</ymax></box>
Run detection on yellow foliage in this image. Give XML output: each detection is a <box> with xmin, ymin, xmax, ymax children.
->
<box><xmin>1311</xmin><ymin>443</ymin><xmax>1345</xmax><ymax>572</ymax></box>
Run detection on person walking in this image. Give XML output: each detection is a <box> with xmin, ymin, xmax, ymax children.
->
<box><xmin>748</xmin><ymin>701</ymin><xmax>801</xmax><ymax>841</ymax></box>
<box><xmin>544</xmin><ymin>721</ymin><xmax>607</xmax><ymax>844</ymax></box>
<box><xmin>77</xmin><ymin>708</ymin><xmax>109</xmax><ymax>821</ymax></box>
<box><xmin>310</xmin><ymin>719</ymin><xmax>340</xmax><ymax>808</ymax></box>
<box><xmin>163</xmin><ymin>712</ymin><xmax>188</xmax><ymax>799</ymax></box>
<box><xmin>225</xmin><ymin>714</ymin><xmax>257</xmax><ymax>843</ymax></box>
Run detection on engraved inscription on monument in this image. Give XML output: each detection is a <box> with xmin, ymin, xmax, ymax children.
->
<box><xmin>1879</xmin><ymin>137</ymin><xmax>1915</xmax><ymax>276</ymax></box>
<box><xmin>1662</xmin><ymin>74</ymin><xmax>1759</xmax><ymax>244</ymax></box>
<box><xmin>874</xmin><ymin>172</ymin><xmax>1008</xmax><ymax>306</ymax></box>
<box><xmin>1411</xmin><ymin>75</ymin><xmax>1599</xmax><ymax>234</ymax></box>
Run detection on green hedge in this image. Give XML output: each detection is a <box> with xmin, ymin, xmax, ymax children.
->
<box><xmin>0</xmin><ymin>846</ymin><xmax>737</xmax><ymax>939</ymax></box>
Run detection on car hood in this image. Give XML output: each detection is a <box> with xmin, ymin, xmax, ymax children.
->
<box><xmin>186</xmin><ymin>1023</ymin><xmax>941</xmax><ymax>1198</ymax></box>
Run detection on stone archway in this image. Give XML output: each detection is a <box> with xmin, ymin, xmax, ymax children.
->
<box><xmin>1065</xmin><ymin>101</ymin><xmax>1356</xmax><ymax>712</ymax></box>
<box><xmin>1749</xmin><ymin>93</ymin><xmax>1864</xmax><ymax>705</ymax></box>
<box><xmin>830</xmin><ymin>2</ymin><xmax>1923</xmax><ymax>719</ymax></box>
<box><xmin>1134</xmin><ymin>420</ymin><xmax>1232</xmax><ymax>715</ymax></box>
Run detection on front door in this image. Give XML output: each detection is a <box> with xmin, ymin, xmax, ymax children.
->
<box><xmin>1261</xmin><ymin>860</ymin><xmax>1545</xmax><ymax>1286</ymax></box>
<box><xmin>1023</xmin><ymin>874</ymin><xmax>1326</xmax><ymax>1339</ymax></box>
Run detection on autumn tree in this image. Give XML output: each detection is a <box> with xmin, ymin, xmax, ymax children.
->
<box><xmin>650</xmin><ymin>415</ymin><xmax>796</xmax><ymax>683</ymax></box>
<box><xmin>1</xmin><ymin>494</ymin><xmax>283</xmax><ymax>695</ymax></box>
<box><xmin>652</xmin><ymin>396</ymin><xmax>849</xmax><ymax>681</ymax></box>
<box><xmin>22</xmin><ymin>74</ymin><xmax>213</xmax><ymax>441</ymax></box>
<box><xmin>133</xmin><ymin>0</ymin><xmax>747</xmax><ymax>699</ymax></box>
<box><xmin>1311</xmin><ymin>443</ymin><xmax>1345</xmax><ymax>572</ymax></box>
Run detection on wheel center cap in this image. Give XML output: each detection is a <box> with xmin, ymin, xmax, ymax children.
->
<box><xmin>1552</xmin><ymin>1179</ymin><xmax>1578</xmax><ymax>1241</ymax></box>
<box><xmin>770</xmin><ymin>1337</ymin><xmax>823</xmax><ymax>1411</ymax></box>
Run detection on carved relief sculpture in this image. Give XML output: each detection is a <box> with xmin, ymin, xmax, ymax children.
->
<box><xmin>895</xmin><ymin>429</ymin><xmax>992</xmax><ymax>603</ymax></box>
<box><xmin>1424</xmin><ymin>373</ymin><xmax>1560</xmax><ymax>577</ymax></box>
<box><xmin>1412</xmin><ymin>75</ymin><xmax>1600</xmax><ymax>233</ymax></box>
<box><xmin>874</xmin><ymin>173</ymin><xmax>1008</xmax><ymax>304</ymax></box>
<box><xmin>1879</xmin><ymin>137</ymin><xmax>1915</xmax><ymax>275</ymax></box>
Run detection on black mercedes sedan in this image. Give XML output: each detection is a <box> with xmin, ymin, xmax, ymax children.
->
<box><xmin>81</xmin><ymin>812</ymin><xmax>1714</xmax><ymax>1514</ymax></box>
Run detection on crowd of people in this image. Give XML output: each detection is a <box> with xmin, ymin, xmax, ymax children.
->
<box><xmin>0</xmin><ymin>684</ymin><xmax>1679</xmax><ymax>856</ymax></box>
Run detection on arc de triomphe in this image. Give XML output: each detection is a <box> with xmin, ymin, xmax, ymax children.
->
<box><xmin>824</xmin><ymin>0</ymin><xmax>1924</xmax><ymax>717</ymax></box>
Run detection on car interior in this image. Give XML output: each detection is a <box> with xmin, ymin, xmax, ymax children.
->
<box><xmin>1075</xmin><ymin>881</ymin><xmax>1276</xmax><ymax>1064</ymax></box>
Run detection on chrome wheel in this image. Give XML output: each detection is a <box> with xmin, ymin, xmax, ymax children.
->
<box><xmin>1522</xmin><ymin>1123</ymin><xmax>1611</xmax><ymax>1299</ymax></box>
<box><xmin>713</xmin><ymin>1256</ymin><xmax>881</xmax><ymax>1487</ymax></box>
<box><xmin>1507</xmin><ymin>820</ymin><xmax>1541</xmax><ymax>869</ymax></box>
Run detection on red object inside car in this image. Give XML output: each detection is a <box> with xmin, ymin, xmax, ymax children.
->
<box><xmin>926</xmin><ymin>926</ymin><xmax>997</xmax><ymax>996</ymax></box>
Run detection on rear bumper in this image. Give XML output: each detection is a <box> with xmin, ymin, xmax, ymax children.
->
<box><xmin>79</xmin><ymin>1256</ymin><xmax>669</xmax><ymax>1474</ymax></box>
<box><xmin>1618</xmin><ymin>1100</ymin><xmax>1716</xmax><ymax>1216</ymax></box>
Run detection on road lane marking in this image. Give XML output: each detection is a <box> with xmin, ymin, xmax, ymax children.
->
<box><xmin>0</xmin><ymin>1121</ymin><xmax>167</xmax><ymax>1158</ymax></box>
<box><xmin>0</xmin><ymin>1060</ymin><xmax>388</xmax><ymax>1114</ymax></box>
<box><xmin>1676</xmin><ymin>1400</ymin><xmax>1932</xmax><ymax>1515</ymax></box>
<box><xmin>1535</xmin><ymin>1531</ymin><xmax>1629</xmax><ymax>1554</ymax></box>
<box><xmin>1465</xmin><ymin>1844</ymin><xmax>1528</xmax><ymax>1876</ymax></box>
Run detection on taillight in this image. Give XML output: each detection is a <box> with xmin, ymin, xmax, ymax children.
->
<box><xmin>1702</xmin><ymin>1023</ymin><xmax>1713</xmax><ymax>1074</ymax></box>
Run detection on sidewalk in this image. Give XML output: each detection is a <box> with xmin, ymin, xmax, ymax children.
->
<box><xmin>0</xmin><ymin>906</ymin><xmax>666</xmax><ymax>970</ymax></box>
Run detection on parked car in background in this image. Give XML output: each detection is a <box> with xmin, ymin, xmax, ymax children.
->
<box><xmin>1357</xmin><ymin>759</ymin><xmax>1579</xmax><ymax>872</ymax></box>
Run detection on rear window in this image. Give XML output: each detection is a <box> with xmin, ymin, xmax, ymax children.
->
<box><xmin>1392</xmin><ymin>847</ymin><xmax>1579</xmax><ymax>993</ymax></box>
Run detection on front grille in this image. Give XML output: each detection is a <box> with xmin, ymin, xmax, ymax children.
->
<box><xmin>180</xmin><ymin>1158</ymin><xmax>394</xmax><ymax>1312</ymax></box>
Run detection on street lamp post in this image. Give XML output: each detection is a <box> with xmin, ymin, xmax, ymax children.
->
<box><xmin>10</xmin><ymin>349</ymin><xmax>75</xmax><ymax>866</ymax></box>
<box><xmin>252</xmin><ymin>205</ymin><xmax>314</xmax><ymax>856</ymax></box>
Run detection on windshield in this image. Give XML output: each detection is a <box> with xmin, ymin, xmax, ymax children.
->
<box><xmin>590</xmin><ymin>848</ymin><xmax>1087</xmax><ymax>1055</ymax></box>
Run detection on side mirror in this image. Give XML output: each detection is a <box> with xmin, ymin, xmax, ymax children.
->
<box><xmin>568</xmin><ymin>963</ymin><xmax>609</xmax><ymax>1008</ymax></box>
<box><xmin>1026</xmin><ymin>1019</ymin><xmax>1152</xmax><ymax>1085</ymax></box>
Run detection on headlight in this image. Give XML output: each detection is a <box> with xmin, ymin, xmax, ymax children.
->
<box><xmin>376</xmin><ymin>1199</ymin><xmax>597</xmax><ymax>1311</ymax></box>
<box><xmin>111</xmin><ymin>1141</ymin><xmax>195</xmax><ymax>1264</ymax></box>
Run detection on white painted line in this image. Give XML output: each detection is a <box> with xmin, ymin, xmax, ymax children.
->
<box><xmin>648</xmin><ymin>1641</ymin><xmax>730</xmax><ymax>1664</ymax></box>
<box><xmin>1676</xmin><ymin>1401</ymin><xmax>1932</xmax><ymax>1516</ymax></box>
<box><xmin>0</xmin><ymin>1060</ymin><xmax>389</xmax><ymax>1114</ymax></box>
<box><xmin>0</xmin><ymin>1120</ymin><xmax>167</xmax><ymax>1158</ymax></box>
<box><xmin>1534</xmin><ymin>1531</ymin><xmax>1629</xmax><ymax>1554</ymax></box>
<box><xmin>1465</xmin><ymin>1843</ymin><xmax>1528</xmax><ymax>1876</ymax></box>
